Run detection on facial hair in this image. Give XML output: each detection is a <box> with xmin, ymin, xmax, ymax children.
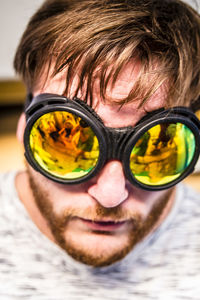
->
<box><xmin>27</xmin><ymin>169</ymin><xmax>173</xmax><ymax>267</ymax></box>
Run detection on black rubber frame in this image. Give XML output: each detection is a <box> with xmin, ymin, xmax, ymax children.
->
<box><xmin>24</xmin><ymin>93</ymin><xmax>200</xmax><ymax>191</ymax></box>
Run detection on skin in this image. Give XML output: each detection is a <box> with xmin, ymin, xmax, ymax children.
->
<box><xmin>16</xmin><ymin>62</ymin><xmax>175</xmax><ymax>267</ymax></box>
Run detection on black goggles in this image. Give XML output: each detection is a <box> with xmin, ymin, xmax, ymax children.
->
<box><xmin>24</xmin><ymin>93</ymin><xmax>200</xmax><ymax>191</ymax></box>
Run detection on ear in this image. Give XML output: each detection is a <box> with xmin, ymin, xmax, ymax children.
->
<box><xmin>16</xmin><ymin>113</ymin><xmax>26</xmax><ymax>144</ymax></box>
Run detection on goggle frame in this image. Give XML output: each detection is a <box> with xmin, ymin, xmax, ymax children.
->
<box><xmin>24</xmin><ymin>93</ymin><xmax>200</xmax><ymax>191</ymax></box>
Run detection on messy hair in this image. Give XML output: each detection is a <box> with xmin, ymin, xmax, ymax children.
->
<box><xmin>14</xmin><ymin>0</ymin><xmax>200</xmax><ymax>107</ymax></box>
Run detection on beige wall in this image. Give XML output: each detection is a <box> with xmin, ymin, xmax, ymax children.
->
<box><xmin>0</xmin><ymin>0</ymin><xmax>44</xmax><ymax>79</ymax></box>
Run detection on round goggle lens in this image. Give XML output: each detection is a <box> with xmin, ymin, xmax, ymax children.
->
<box><xmin>29</xmin><ymin>111</ymin><xmax>100</xmax><ymax>180</ymax></box>
<box><xmin>129</xmin><ymin>122</ymin><xmax>196</xmax><ymax>186</ymax></box>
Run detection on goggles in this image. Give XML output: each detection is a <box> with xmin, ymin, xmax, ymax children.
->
<box><xmin>24</xmin><ymin>93</ymin><xmax>200</xmax><ymax>191</ymax></box>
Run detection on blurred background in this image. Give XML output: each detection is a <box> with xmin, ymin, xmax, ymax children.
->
<box><xmin>0</xmin><ymin>0</ymin><xmax>43</xmax><ymax>172</ymax></box>
<box><xmin>0</xmin><ymin>0</ymin><xmax>200</xmax><ymax>191</ymax></box>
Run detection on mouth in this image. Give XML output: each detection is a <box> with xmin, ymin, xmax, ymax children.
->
<box><xmin>78</xmin><ymin>218</ymin><xmax>127</xmax><ymax>232</ymax></box>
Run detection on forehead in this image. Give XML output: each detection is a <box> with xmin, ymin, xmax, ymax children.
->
<box><xmin>34</xmin><ymin>61</ymin><xmax>167</xmax><ymax>110</ymax></box>
<box><xmin>33</xmin><ymin>63</ymin><xmax>167</xmax><ymax>128</ymax></box>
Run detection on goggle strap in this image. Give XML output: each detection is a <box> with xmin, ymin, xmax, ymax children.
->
<box><xmin>25</xmin><ymin>93</ymin><xmax>33</xmax><ymax>110</ymax></box>
<box><xmin>190</xmin><ymin>96</ymin><xmax>200</xmax><ymax>112</ymax></box>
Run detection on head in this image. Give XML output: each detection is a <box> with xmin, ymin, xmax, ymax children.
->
<box><xmin>14</xmin><ymin>0</ymin><xmax>200</xmax><ymax>267</ymax></box>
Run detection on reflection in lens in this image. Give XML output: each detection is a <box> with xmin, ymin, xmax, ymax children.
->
<box><xmin>130</xmin><ymin>123</ymin><xmax>196</xmax><ymax>186</ymax></box>
<box><xmin>29</xmin><ymin>111</ymin><xmax>100</xmax><ymax>179</ymax></box>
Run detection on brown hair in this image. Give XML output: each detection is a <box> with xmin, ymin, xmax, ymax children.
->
<box><xmin>14</xmin><ymin>0</ymin><xmax>200</xmax><ymax>108</ymax></box>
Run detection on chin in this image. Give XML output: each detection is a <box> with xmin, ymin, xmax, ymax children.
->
<box><xmin>61</xmin><ymin>229</ymin><xmax>133</xmax><ymax>267</ymax></box>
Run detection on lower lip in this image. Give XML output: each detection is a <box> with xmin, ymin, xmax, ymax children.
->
<box><xmin>79</xmin><ymin>218</ymin><xmax>126</xmax><ymax>231</ymax></box>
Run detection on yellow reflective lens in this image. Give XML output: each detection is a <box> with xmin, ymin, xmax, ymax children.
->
<box><xmin>29</xmin><ymin>111</ymin><xmax>100</xmax><ymax>179</ymax></box>
<box><xmin>130</xmin><ymin>123</ymin><xmax>196</xmax><ymax>186</ymax></box>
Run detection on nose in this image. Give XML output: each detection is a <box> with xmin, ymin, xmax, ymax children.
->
<box><xmin>87</xmin><ymin>160</ymin><xmax>129</xmax><ymax>208</ymax></box>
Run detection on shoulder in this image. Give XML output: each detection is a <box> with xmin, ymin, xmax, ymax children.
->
<box><xmin>167</xmin><ymin>183</ymin><xmax>200</xmax><ymax>249</ymax></box>
<box><xmin>176</xmin><ymin>184</ymin><xmax>200</xmax><ymax>216</ymax></box>
<box><xmin>0</xmin><ymin>171</ymin><xmax>17</xmax><ymax>195</ymax></box>
<box><xmin>0</xmin><ymin>171</ymin><xmax>19</xmax><ymax>213</ymax></box>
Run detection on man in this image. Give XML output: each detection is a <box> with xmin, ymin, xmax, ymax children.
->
<box><xmin>1</xmin><ymin>0</ymin><xmax>200</xmax><ymax>298</ymax></box>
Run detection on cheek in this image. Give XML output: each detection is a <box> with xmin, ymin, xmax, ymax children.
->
<box><xmin>138</xmin><ymin>189</ymin><xmax>172</xmax><ymax>221</ymax></box>
<box><xmin>35</xmin><ymin>177</ymin><xmax>85</xmax><ymax>215</ymax></box>
<box><xmin>28</xmin><ymin>167</ymin><xmax>64</xmax><ymax>208</ymax></box>
<box><xmin>28</xmin><ymin>166</ymin><xmax>87</xmax><ymax>215</ymax></box>
<box><xmin>125</xmin><ymin>188</ymin><xmax>167</xmax><ymax>219</ymax></box>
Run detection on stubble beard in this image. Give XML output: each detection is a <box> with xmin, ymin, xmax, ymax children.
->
<box><xmin>27</xmin><ymin>169</ymin><xmax>173</xmax><ymax>267</ymax></box>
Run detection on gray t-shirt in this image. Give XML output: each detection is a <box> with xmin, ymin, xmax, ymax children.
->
<box><xmin>0</xmin><ymin>171</ymin><xmax>200</xmax><ymax>299</ymax></box>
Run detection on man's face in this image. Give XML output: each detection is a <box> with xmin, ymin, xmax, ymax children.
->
<box><xmin>22</xmin><ymin>63</ymin><xmax>175</xmax><ymax>267</ymax></box>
